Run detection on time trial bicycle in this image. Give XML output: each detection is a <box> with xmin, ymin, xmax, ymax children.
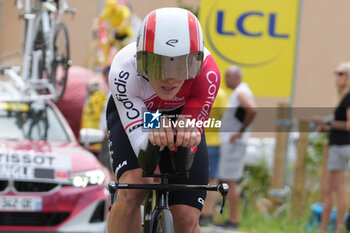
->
<box><xmin>107</xmin><ymin>143</ymin><xmax>229</xmax><ymax>233</ymax></box>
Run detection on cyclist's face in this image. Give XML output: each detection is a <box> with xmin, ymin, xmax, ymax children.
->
<box><xmin>149</xmin><ymin>78</ymin><xmax>184</xmax><ymax>100</ymax></box>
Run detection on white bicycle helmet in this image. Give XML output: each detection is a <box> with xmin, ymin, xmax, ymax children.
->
<box><xmin>136</xmin><ymin>7</ymin><xmax>204</xmax><ymax>80</ymax></box>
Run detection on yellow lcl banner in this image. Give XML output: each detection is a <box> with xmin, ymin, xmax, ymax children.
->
<box><xmin>199</xmin><ymin>0</ymin><xmax>300</xmax><ymax>97</ymax></box>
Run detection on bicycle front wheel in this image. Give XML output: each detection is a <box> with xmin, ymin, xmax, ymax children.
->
<box><xmin>50</xmin><ymin>22</ymin><xmax>70</xmax><ymax>101</ymax></box>
<box><xmin>151</xmin><ymin>210</ymin><xmax>174</xmax><ymax>233</ymax></box>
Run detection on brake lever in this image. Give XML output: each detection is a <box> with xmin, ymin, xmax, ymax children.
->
<box><xmin>218</xmin><ymin>183</ymin><xmax>229</xmax><ymax>214</ymax></box>
<box><xmin>107</xmin><ymin>181</ymin><xmax>117</xmax><ymax>211</ymax></box>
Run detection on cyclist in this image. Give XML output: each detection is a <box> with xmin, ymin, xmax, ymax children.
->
<box><xmin>106</xmin><ymin>7</ymin><xmax>220</xmax><ymax>233</ymax></box>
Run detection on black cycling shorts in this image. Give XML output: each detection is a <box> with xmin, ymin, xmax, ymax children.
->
<box><xmin>106</xmin><ymin>97</ymin><xmax>209</xmax><ymax>211</ymax></box>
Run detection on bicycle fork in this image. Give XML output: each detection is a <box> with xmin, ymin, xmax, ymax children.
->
<box><xmin>151</xmin><ymin>190</ymin><xmax>174</xmax><ymax>233</ymax></box>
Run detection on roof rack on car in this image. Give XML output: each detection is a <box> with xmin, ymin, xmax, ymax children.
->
<box><xmin>0</xmin><ymin>66</ymin><xmax>57</xmax><ymax>102</ymax></box>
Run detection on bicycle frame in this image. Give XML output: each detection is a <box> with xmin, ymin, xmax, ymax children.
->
<box><xmin>17</xmin><ymin>0</ymin><xmax>55</xmax><ymax>80</ymax></box>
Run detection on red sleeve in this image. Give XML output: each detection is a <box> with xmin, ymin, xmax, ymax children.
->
<box><xmin>181</xmin><ymin>54</ymin><xmax>221</xmax><ymax>133</ymax></box>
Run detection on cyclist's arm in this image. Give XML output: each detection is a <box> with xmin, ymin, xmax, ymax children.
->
<box><xmin>108</xmin><ymin>46</ymin><xmax>149</xmax><ymax>156</ymax></box>
<box><xmin>176</xmin><ymin>53</ymin><xmax>220</xmax><ymax>147</ymax></box>
<box><xmin>180</xmin><ymin>53</ymin><xmax>221</xmax><ymax>134</ymax></box>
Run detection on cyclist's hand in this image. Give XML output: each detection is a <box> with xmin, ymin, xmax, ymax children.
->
<box><xmin>175</xmin><ymin>116</ymin><xmax>201</xmax><ymax>148</ymax></box>
<box><xmin>149</xmin><ymin>116</ymin><xmax>176</xmax><ymax>151</ymax></box>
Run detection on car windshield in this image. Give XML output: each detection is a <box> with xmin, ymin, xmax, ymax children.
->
<box><xmin>0</xmin><ymin>101</ymin><xmax>70</xmax><ymax>142</ymax></box>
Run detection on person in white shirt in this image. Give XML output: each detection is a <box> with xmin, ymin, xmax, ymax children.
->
<box><xmin>217</xmin><ymin>65</ymin><xmax>257</xmax><ymax>229</ymax></box>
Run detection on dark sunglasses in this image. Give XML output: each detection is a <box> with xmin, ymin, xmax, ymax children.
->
<box><xmin>334</xmin><ymin>71</ymin><xmax>347</xmax><ymax>76</ymax></box>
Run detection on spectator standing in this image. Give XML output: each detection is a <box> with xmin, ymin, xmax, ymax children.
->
<box><xmin>216</xmin><ymin>65</ymin><xmax>257</xmax><ymax>229</ymax></box>
<box><xmin>313</xmin><ymin>62</ymin><xmax>350</xmax><ymax>233</ymax></box>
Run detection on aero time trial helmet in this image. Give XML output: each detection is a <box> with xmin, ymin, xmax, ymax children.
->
<box><xmin>136</xmin><ymin>7</ymin><xmax>204</xmax><ymax>80</ymax></box>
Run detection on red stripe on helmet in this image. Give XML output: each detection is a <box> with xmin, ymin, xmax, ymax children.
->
<box><xmin>144</xmin><ymin>11</ymin><xmax>156</xmax><ymax>53</ymax></box>
<box><xmin>143</xmin><ymin>17</ymin><xmax>147</xmax><ymax>50</ymax></box>
<box><xmin>188</xmin><ymin>12</ymin><xmax>199</xmax><ymax>53</ymax></box>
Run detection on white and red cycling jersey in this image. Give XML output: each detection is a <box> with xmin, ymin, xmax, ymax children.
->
<box><xmin>108</xmin><ymin>42</ymin><xmax>220</xmax><ymax>156</ymax></box>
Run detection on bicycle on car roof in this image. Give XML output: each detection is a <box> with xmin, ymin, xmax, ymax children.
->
<box><xmin>0</xmin><ymin>0</ymin><xmax>75</xmax><ymax>102</ymax></box>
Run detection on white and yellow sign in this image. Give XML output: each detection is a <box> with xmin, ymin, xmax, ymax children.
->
<box><xmin>199</xmin><ymin>0</ymin><xmax>300</xmax><ymax>97</ymax></box>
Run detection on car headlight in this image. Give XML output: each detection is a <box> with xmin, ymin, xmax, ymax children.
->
<box><xmin>71</xmin><ymin>169</ymin><xmax>105</xmax><ymax>188</ymax></box>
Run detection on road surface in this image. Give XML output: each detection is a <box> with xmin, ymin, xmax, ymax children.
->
<box><xmin>201</xmin><ymin>226</ymin><xmax>246</xmax><ymax>233</ymax></box>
